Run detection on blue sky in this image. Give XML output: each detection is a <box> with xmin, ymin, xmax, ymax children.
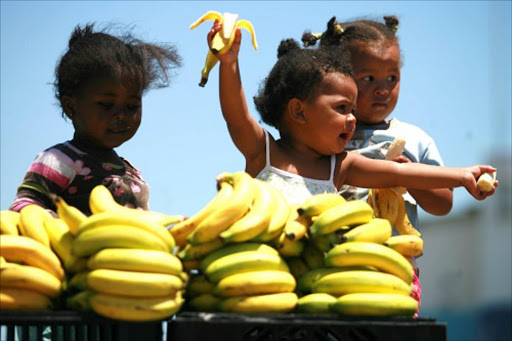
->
<box><xmin>1</xmin><ymin>1</ymin><xmax>511</xmax><ymax>221</ymax></box>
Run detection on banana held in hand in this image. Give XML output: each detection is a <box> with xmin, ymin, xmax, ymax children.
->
<box><xmin>190</xmin><ymin>10</ymin><xmax>258</xmax><ymax>87</ymax></box>
<box><xmin>477</xmin><ymin>171</ymin><xmax>497</xmax><ymax>192</ymax></box>
<box><xmin>384</xmin><ymin>235</ymin><xmax>424</xmax><ymax>258</ymax></box>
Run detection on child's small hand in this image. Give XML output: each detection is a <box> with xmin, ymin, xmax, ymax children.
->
<box><xmin>208</xmin><ymin>21</ymin><xmax>241</xmax><ymax>64</ymax></box>
<box><xmin>463</xmin><ymin>165</ymin><xmax>498</xmax><ymax>200</ymax></box>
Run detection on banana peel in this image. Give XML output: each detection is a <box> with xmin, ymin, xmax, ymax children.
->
<box><xmin>190</xmin><ymin>10</ymin><xmax>258</xmax><ymax>87</ymax></box>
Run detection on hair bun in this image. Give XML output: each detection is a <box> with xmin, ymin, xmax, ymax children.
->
<box><xmin>383</xmin><ymin>16</ymin><xmax>399</xmax><ymax>32</ymax></box>
<box><xmin>277</xmin><ymin>38</ymin><xmax>301</xmax><ymax>58</ymax></box>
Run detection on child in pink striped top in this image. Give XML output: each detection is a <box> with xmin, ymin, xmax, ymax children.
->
<box><xmin>9</xmin><ymin>23</ymin><xmax>181</xmax><ymax>215</ymax></box>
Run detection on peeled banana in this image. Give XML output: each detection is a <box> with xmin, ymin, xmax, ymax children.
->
<box><xmin>190</xmin><ymin>10</ymin><xmax>258</xmax><ymax>87</ymax></box>
<box><xmin>477</xmin><ymin>171</ymin><xmax>497</xmax><ymax>192</ymax></box>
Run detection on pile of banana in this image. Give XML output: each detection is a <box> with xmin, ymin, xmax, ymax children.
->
<box><xmin>184</xmin><ymin>242</ymin><xmax>298</xmax><ymax>313</ymax></box>
<box><xmin>60</xmin><ymin>185</ymin><xmax>186</xmax><ymax>322</ymax></box>
<box><xmin>0</xmin><ymin>207</ymin><xmax>64</xmax><ymax>311</ymax></box>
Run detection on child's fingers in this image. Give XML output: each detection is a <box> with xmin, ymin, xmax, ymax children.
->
<box><xmin>207</xmin><ymin>20</ymin><xmax>222</xmax><ymax>44</ymax></box>
<box><xmin>392</xmin><ymin>155</ymin><xmax>411</xmax><ymax>164</ymax></box>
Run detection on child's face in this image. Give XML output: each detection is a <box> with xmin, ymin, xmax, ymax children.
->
<box><xmin>64</xmin><ymin>76</ymin><xmax>142</xmax><ymax>149</ymax></box>
<box><xmin>350</xmin><ymin>41</ymin><xmax>400</xmax><ymax>124</ymax></box>
<box><xmin>303</xmin><ymin>72</ymin><xmax>357</xmax><ymax>155</ymax></box>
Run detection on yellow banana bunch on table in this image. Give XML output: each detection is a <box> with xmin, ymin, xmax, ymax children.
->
<box><xmin>190</xmin><ymin>10</ymin><xmax>258</xmax><ymax>87</ymax></box>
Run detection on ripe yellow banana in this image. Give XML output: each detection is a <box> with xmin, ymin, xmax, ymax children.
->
<box><xmin>79</xmin><ymin>268</ymin><xmax>184</xmax><ymax>298</ymax></box>
<box><xmin>252</xmin><ymin>183</ymin><xmax>290</xmax><ymax>242</ymax></box>
<box><xmin>77</xmin><ymin>211</ymin><xmax>175</xmax><ymax>251</ymax></box>
<box><xmin>309</xmin><ymin>200</ymin><xmax>374</xmax><ymax>236</ymax></box>
<box><xmin>301</xmin><ymin>243</ymin><xmax>325</xmax><ymax>269</ymax></box>
<box><xmin>52</xmin><ymin>195</ymin><xmax>87</xmax><ymax>235</ymax></box>
<box><xmin>87</xmin><ymin>248</ymin><xmax>183</xmax><ymax>276</ymax></box>
<box><xmin>217</xmin><ymin>292</ymin><xmax>297</xmax><ymax>314</ymax></box>
<box><xmin>0</xmin><ymin>263</ymin><xmax>62</xmax><ymax>298</ymax></box>
<box><xmin>325</xmin><ymin>242</ymin><xmax>414</xmax><ymax>284</ymax></box>
<box><xmin>90</xmin><ymin>291</ymin><xmax>183</xmax><ymax>322</ymax></box>
<box><xmin>199</xmin><ymin>242</ymin><xmax>279</xmax><ymax>274</ymax></box>
<box><xmin>177</xmin><ymin>237</ymin><xmax>225</xmax><ymax>261</ymax></box>
<box><xmin>297</xmin><ymin>266</ymin><xmax>377</xmax><ymax>293</ymax></box>
<box><xmin>0</xmin><ymin>287</ymin><xmax>52</xmax><ymax>311</ymax></box>
<box><xmin>392</xmin><ymin>189</ymin><xmax>421</xmax><ymax>236</ymax></box>
<box><xmin>220</xmin><ymin>179</ymin><xmax>274</xmax><ymax>243</ymax></box>
<box><xmin>71</xmin><ymin>225</ymin><xmax>170</xmax><ymax>257</ymax></box>
<box><xmin>43</xmin><ymin>217</ymin><xmax>74</xmax><ymax>265</ymax></box>
<box><xmin>214</xmin><ymin>270</ymin><xmax>296</xmax><ymax>297</ymax></box>
<box><xmin>331</xmin><ymin>292</ymin><xmax>418</xmax><ymax>316</ymax></box>
<box><xmin>312</xmin><ymin>270</ymin><xmax>412</xmax><ymax>296</ymax></box>
<box><xmin>188</xmin><ymin>172</ymin><xmax>255</xmax><ymax>245</ymax></box>
<box><xmin>204</xmin><ymin>251</ymin><xmax>289</xmax><ymax>283</ymax></box>
<box><xmin>0</xmin><ymin>234</ymin><xmax>64</xmax><ymax>280</ymax></box>
<box><xmin>187</xmin><ymin>293</ymin><xmax>220</xmax><ymax>312</ymax></box>
<box><xmin>297</xmin><ymin>293</ymin><xmax>336</xmax><ymax>314</ymax></box>
<box><xmin>369</xmin><ymin>188</ymin><xmax>399</xmax><ymax>225</ymax></box>
<box><xmin>18</xmin><ymin>204</ymin><xmax>51</xmax><ymax>247</ymax></box>
<box><xmin>297</xmin><ymin>193</ymin><xmax>346</xmax><ymax>217</ymax></box>
<box><xmin>186</xmin><ymin>274</ymin><xmax>215</xmax><ymax>297</ymax></box>
<box><xmin>0</xmin><ymin>210</ymin><xmax>20</xmax><ymax>235</ymax></box>
<box><xmin>384</xmin><ymin>235</ymin><xmax>424</xmax><ymax>258</ymax></box>
<box><xmin>340</xmin><ymin>218</ymin><xmax>392</xmax><ymax>244</ymax></box>
<box><xmin>283</xmin><ymin>205</ymin><xmax>311</xmax><ymax>241</ymax></box>
<box><xmin>190</xmin><ymin>11</ymin><xmax>258</xmax><ymax>87</ymax></box>
<box><xmin>477</xmin><ymin>171</ymin><xmax>497</xmax><ymax>192</ymax></box>
<box><xmin>171</xmin><ymin>181</ymin><xmax>233</xmax><ymax>246</ymax></box>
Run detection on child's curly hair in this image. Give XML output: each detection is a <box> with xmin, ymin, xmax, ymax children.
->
<box><xmin>302</xmin><ymin>15</ymin><xmax>399</xmax><ymax>49</ymax></box>
<box><xmin>54</xmin><ymin>23</ymin><xmax>182</xmax><ymax>119</ymax></box>
<box><xmin>253</xmin><ymin>38</ymin><xmax>353</xmax><ymax>129</ymax></box>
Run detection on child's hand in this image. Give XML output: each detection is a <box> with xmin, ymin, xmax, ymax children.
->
<box><xmin>463</xmin><ymin>165</ymin><xmax>498</xmax><ymax>200</ymax></box>
<box><xmin>208</xmin><ymin>21</ymin><xmax>241</xmax><ymax>64</ymax></box>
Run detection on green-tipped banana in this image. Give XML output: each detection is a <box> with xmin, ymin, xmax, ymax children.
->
<box><xmin>214</xmin><ymin>270</ymin><xmax>296</xmax><ymax>297</ymax></box>
<box><xmin>190</xmin><ymin>10</ymin><xmax>258</xmax><ymax>87</ymax></box>
<box><xmin>312</xmin><ymin>270</ymin><xmax>412</xmax><ymax>296</ymax></box>
<box><xmin>325</xmin><ymin>242</ymin><xmax>414</xmax><ymax>284</ymax></box>
<box><xmin>217</xmin><ymin>292</ymin><xmax>297</xmax><ymax>314</ymax></box>
<box><xmin>331</xmin><ymin>293</ymin><xmax>418</xmax><ymax>316</ymax></box>
<box><xmin>297</xmin><ymin>293</ymin><xmax>336</xmax><ymax>314</ymax></box>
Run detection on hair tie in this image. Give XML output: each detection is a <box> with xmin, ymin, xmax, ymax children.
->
<box><xmin>334</xmin><ymin>23</ymin><xmax>344</xmax><ymax>36</ymax></box>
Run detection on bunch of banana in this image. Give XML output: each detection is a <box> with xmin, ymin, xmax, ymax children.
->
<box><xmin>0</xmin><ymin>234</ymin><xmax>64</xmax><ymax>311</ymax></box>
<box><xmin>368</xmin><ymin>137</ymin><xmax>421</xmax><ymax>237</ymax></box>
<box><xmin>66</xmin><ymin>247</ymin><xmax>185</xmax><ymax>321</ymax></box>
<box><xmin>88</xmin><ymin>185</ymin><xmax>186</xmax><ymax>228</ymax></box>
<box><xmin>175</xmin><ymin>172</ymin><xmax>290</xmax><ymax>255</ymax></box>
<box><xmin>190</xmin><ymin>10</ymin><xmax>258</xmax><ymax>87</ymax></box>
<box><xmin>183</xmin><ymin>242</ymin><xmax>298</xmax><ymax>313</ymax></box>
<box><xmin>309</xmin><ymin>200</ymin><xmax>374</xmax><ymax>237</ymax></box>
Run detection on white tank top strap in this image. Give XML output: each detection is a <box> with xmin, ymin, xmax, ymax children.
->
<box><xmin>263</xmin><ymin>129</ymin><xmax>271</xmax><ymax>166</ymax></box>
<box><xmin>329</xmin><ymin>154</ymin><xmax>336</xmax><ymax>182</ymax></box>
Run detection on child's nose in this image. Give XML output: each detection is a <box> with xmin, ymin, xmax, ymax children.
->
<box><xmin>374</xmin><ymin>86</ymin><xmax>389</xmax><ymax>96</ymax></box>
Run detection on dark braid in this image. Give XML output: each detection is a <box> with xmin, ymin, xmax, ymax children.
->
<box><xmin>302</xmin><ymin>15</ymin><xmax>399</xmax><ymax>49</ymax></box>
<box><xmin>54</xmin><ymin>23</ymin><xmax>181</xmax><ymax>119</ymax></box>
<box><xmin>253</xmin><ymin>38</ymin><xmax>352</xmax><ymax>129</ymax></box>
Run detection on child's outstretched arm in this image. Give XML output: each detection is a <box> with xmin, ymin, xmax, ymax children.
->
<box><xmin>392</xmin><ymin>155</ymin><xmax>453</xmax><ymax>216</ymax></box>
<box><xmin>210</xmin><ymin>22</ymin><xmax>266</xmax><ymax>172</ymax></box>
<box><xmin>343</xmin><ymin>152</ymin><xmax>498</xmax><ymax>201</ymax></box>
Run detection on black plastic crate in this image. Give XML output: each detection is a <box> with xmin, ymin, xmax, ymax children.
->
<box><xmin>0</xmin><ymin>311</ymin><xmax>163</xmax><ymax>341</ymax></box>
<box><xmin>167</xmin><ymin>312</ymin><xmax>447</xmax><ymax>341</ymax></box>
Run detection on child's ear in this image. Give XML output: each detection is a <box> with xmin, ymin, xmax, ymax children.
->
<box><xmin>61</xmin><ymin>96</ymin><xmax>76</xmax><ymax>120</ymax></box>
<box><xmin>287</xmin><ymin>98</ymin><xmax>306</xmax><ymax>124</ymax></box>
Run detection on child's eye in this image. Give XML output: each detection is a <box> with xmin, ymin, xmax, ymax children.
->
<box><xmin>127</xmin><ymin>104</ymin><xmax>141</xmax><ymax>111</ymax></box>
<box><xmin>337</xmin><ymin>105</ymin><xmax>347</xmax><ymax>114</ymax></box>
<box><xmin>98</xmin><ymin>102</ymin><xmax>113</xmax><ymax>109</ymax></box>
<box><xmin>362</xmin><ymin>76</ymin><xmax>374</xmax><ymax>82</ymax></box>
<box><xmin>387</xmin><ymin>75</ymin><xmax>398</xmax><ymax>82</ymax></box>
